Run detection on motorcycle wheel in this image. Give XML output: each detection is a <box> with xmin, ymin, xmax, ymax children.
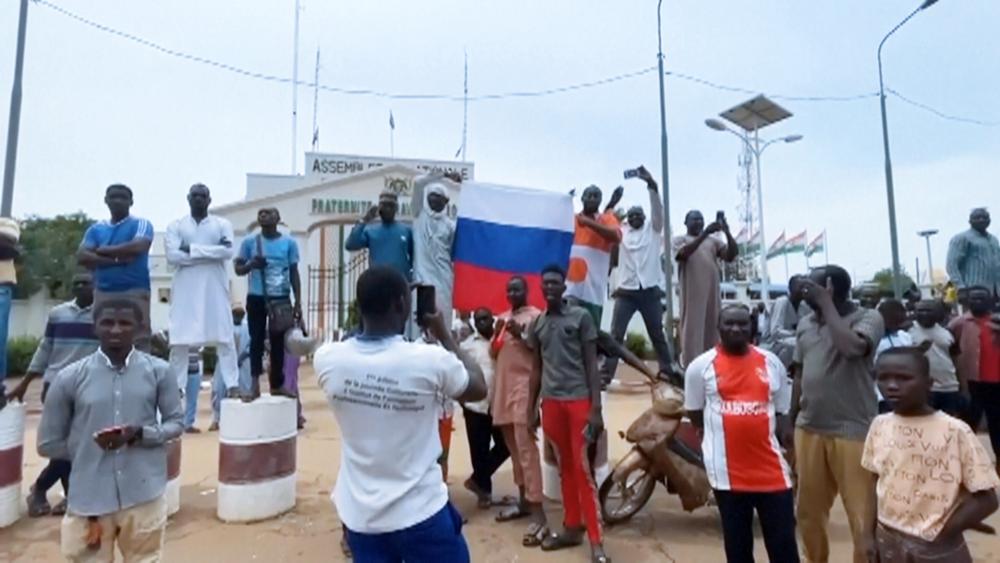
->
<box><xmin>598</xmin><ymin>466</ymin><xmax>657</xmax><ymax>525</ymax></box>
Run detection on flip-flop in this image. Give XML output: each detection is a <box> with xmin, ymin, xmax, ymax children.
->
<box><xmin>492</xmin><ymin>495</ymin><xmax>519</xmax><ymax>507</ymax></box>
<box><xmin>522</xmin><ymin>522</ymin><xmax>548</xmax><ymax>547</ymax></box>
<box><xmin>495</xmin><ymin>505</ymin><xmax>532</xmax><ymax>522</ymax></box>
<box><xmin>540</xmin><ymin>531</ymin><xmax>584</xmax><ymax>552</ymax></box>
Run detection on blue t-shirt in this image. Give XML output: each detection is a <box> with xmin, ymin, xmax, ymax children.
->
<box><xmin>239</xmin><ymin>234</ymin><xmax>299</xmax><ymax>297</ymax></box>
<box><xmin>81</xmin><ymin>217</ymin><xmax>154</xmax><ymax>292</ymax></box>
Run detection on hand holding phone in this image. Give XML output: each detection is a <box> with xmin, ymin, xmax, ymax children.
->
<box><xmin>415</xmin><ymin>285</ymin><xmax>436</xmax><ymax>328</ymax></box>
<box><xmin>93</xmin><ymin>425</ymin><xmax>138</xmax><ymax>451</ymax></box>
<box><xmin>623</xmin><ymin>168</ymin><xmax>640</xmax><ymax>180</ymax></box>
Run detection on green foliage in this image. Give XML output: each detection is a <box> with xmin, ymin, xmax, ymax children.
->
<box><xmin>625</xmin><ymin>332</ymin><xmax>653</xmax><ymax>360</ymax></box>
<box><xmin>868</xmin><ymin>268</ymin><xmax>916</xmax><ymax>298</ymax></box>
<box><xmin>15</xmin><ymin>213</ymin><xmax>95</xmax><ymax>299</ymax></box>
<box><xmin>6</xmin><ymin>336</ymin><xmax>40</xmax><ymax>377</ymax></box>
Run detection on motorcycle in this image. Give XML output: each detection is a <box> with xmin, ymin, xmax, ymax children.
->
<box><xmin>599</xmin><ymin>373</ymin><xmax>713</xmax><ymax>525</ymax></box>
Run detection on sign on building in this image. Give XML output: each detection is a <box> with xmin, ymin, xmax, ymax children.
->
<box><xmin>305</xmin><ymin>152</ymin><xmax>474</xmax><ymax>183</ymax></box>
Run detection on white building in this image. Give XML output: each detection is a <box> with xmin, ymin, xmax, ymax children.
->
<box><xmin>149</xmin><ymin>152</ymin><xmax>473</xmax><ymax>341</ymax></box>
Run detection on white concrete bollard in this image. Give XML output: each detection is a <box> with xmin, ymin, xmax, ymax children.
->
<box><xmin>165</xmin><ymin>438</ymin><xmax>182</xmax><ymax>517</ymax></box>
<box><xmin>540</xmin><ymin>391</ymin><xmax>611</xmax><ymax>501</ymax></box>
<box><xmin>0</xmin><ymin>402</ymin><xmax>26</xmax><ymax>528</ymax></box>
<box><xmin>217</xmin><ymin>395</ymin><xmax>297</xmax><ymax>522</ymax></box>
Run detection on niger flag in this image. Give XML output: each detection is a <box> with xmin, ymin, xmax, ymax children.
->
<box><xmin>565</xmin><ymin>211</ymin><xmax>621</xmax><ymax>306</ymax></box>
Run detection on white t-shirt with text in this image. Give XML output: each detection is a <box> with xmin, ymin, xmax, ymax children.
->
<box><xmin>314</xmin><ymin>335</ymin><xmax>469</xmax><ymax>534</ymax></box>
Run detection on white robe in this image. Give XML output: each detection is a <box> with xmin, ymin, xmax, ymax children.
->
<box><xmin>165</xmin><ymin>215</ymin><xmax>236</xmax><ymax>345</ymax></box>
<box><xmin>412</xmin><ymin>174</ymin><xmax>456</xmax><ymax>324</ymax></box>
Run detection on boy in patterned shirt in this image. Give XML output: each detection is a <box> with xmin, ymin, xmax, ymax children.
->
<box><xmin>862</xmin><ymin>346</ymin><xmax>999</xmax><ymax>562</ymax></box>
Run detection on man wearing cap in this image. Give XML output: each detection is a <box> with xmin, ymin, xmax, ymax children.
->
<box><xmin>345</xmin><ymin>191</ymin><xmax>414</xmax><ymax>281</ymax></box>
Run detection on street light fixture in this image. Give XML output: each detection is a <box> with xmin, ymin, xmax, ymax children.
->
<box><xmin>704</xmin><ymin>105</ymin><xmax>802</xmax><ymax>307</ymax></box>
<box><xmin>878</xmin><ymin>0</ymin><xmax>942</xmax><ymax>298</ymax></box>
<box><xmin>917</xmin><ymin>229</ymin><xmax>939</xmax><ymax>292</ymax></box>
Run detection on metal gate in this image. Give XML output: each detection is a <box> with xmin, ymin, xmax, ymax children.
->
<box><xmin>306</xmin><ymin>251</ymin><xmax>368</xmax><ymax>341</ymax></box>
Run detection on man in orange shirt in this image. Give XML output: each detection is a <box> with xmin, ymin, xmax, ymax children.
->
<box><xmin>685</xmin><ymin>305</ymin><xmax>798</xmax><ymax>562</ymax></box>
<box><xmin>565</xmin><ymin>185</ymin><xmax>622</xmax><ymax>326</ymax></box>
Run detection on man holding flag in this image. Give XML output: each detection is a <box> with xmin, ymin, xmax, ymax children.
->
<box><xmin>565</xmin><ymin>185</ymin><xmax>622</xmax><ymax>326</ymax></box>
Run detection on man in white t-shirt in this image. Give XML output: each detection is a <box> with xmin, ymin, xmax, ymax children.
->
<box><xmin>602</xmin><ymin>165</ymin><xmax>675</xmax><ymax>383</ymax></box>
<box><xmin>314</xmin><ymin>265</ymin><xmax>486</xmax><ymax>562</ymax></box>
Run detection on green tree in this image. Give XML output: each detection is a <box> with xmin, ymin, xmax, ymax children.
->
<box><xmin>868</xmin><ymin>268</ymin><xmax>916</xmax><ymax>298</ymax></box>
<box><xmin>15</xmin><ymin>213</ymin><xmax>94</xmax><ymax>299</ymax></box>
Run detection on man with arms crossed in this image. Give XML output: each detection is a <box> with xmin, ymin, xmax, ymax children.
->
<box><xmin>77</xmin><ymin>184</ymin><xmax>154</xmax><ymax>352</ymax></box>
<box><xmin>38</xmin><ymin>299</ymin><xmax>183</xmax><ymax>562</ymax></box>
<box><xmin>314</xmin><ymin>266</ymin><xmax>486</xmax><ymax>562</ymax></box>
<box><xmin>165</xmin><ymin>184</ymin><xmax>241</xmax><ymax>403</ymax></box>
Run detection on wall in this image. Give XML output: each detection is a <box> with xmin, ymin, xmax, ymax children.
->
<box><xmin>9</xmin><ymin>291</ymin><xmax>62</xmax><ymax>339</ymax></box>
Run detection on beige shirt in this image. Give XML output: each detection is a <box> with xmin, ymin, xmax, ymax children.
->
<box><xmin>0</xmin><ymin>260</ymin><xmax>15</xmax><ymax>284</ymax></box>
<box><xmin>862</xmin><ymin>411</ymin><xmax>1000</xmax><ymax>541</ymax></box>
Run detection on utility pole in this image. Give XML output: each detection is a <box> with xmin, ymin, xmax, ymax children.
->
<box><xmin>2</xmin><ymin>0</ymin><xmax>29</xmax><ymax>217</ymax></box>
<box><xmin>656</xmin><ymin>0</ymin><xmax>675</xmax><ymax>344</ymax></box>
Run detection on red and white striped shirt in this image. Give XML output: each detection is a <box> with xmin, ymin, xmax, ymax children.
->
<box><xmin>684</xmin><ymin>345</ymin><xmax>792</xmax><ymax>492</ymax></box>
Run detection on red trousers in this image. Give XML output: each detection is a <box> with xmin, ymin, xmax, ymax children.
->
<box><xmin>541</xmin><ymin>398</ymin><xmax>603</xmax><ymax>544</ymax></box>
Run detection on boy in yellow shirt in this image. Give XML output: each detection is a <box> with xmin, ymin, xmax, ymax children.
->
<box><xmin>862</xmin><ymin>346</ymin><xmax>999</xmax><ymax>562</ymax></box>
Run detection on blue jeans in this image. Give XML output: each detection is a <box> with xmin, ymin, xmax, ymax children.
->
<box><xmin>183</xmin><ymin>370</ymin><xmax>202</xmax><ymax>429</ymax></box>
<box><xmin>345</xmin><ymin>502</ymin><xmax>469</xmax><ymax>563</ymax></box>
<box><xmin>213</xmin><ymin>359</ymin><xmax>253</xmax><ymax>424</ymax></box>
<box><xmin>0</xmin><ymin>284</ymin><xmax>11</xmax><ymax>392</ymax></box>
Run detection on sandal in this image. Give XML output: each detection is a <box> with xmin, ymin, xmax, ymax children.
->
<box><xmin>463</xmin><ymin>478</ymin><xmax>492</xmax><ymax>509</ymax></box>
<box><xmin>495</xmin><ymin>504</ymin><xmax>532</xmax><ymax>522</ymax></box>
<box><xmin>592</xmin><ymin>546</ymin><xmax>612</xmax><ymax>563</ymax></box>
<box><xmin>540</xmin><ymin>530</ymin><xmax>584</xmax><ymax>552</ymax></box>
<box><xmin>522</xmin><ymin>522</ymin><xmax>548</xmax><ymax>547</ymax></box>
<box><xmin>51</xmin><ymin>498</ymin><xmax>68</xmax><ymax>516</ymax></box>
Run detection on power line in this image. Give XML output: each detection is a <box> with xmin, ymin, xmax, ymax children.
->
<box><xmin>35</xmin><ymin>0</ymin><xmax>998</xmax><ymax>127</ymax></box>
<box><xmin>887</xmin><ymin>88</ymin><xmax>1000</xmax><ymax>127</ymax></box>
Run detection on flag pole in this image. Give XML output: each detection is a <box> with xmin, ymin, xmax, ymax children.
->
<box><xmin>824</xmin><ymin>230</ymin><xmax>829</xmax><ymax>265</ymax></box>
<box><xmin>290</xmin><ymin>0</ymin><xmax>301</xmax><ymax>174</ymax></box>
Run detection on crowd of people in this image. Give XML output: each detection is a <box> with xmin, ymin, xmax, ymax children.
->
<box><xmin>0</xmin><ymin>165</ymin><xmax>996</xmax><ymax>563</ymax></box>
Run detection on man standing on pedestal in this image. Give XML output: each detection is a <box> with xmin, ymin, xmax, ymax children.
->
<box><xmin>412</xmin><ymin>172</ymin><xmax>459</xmax><ymax>325</ymax></box>
<box><xmin>602</xmin><ymin>166</ymin><xmax>674</xmax><ymax>382</ymax></box>
<box><xmin>77</xmin><ymin>184</ymin><xmax>155</xmax><ymax>352</ymax></box>
<box><xmin>165</xmin><ymin>184</ymin><xmax>241</xmax><ymax>404</ymax></box>
<box><xmin>947</xmin><ymin>208</ymin><xmax>1000</xmax><ymax>305</ymax></box>
<box><xmin>673</xmin><ymin>210</ymin><xmax>738</xmax><ymax>365</ymax></box>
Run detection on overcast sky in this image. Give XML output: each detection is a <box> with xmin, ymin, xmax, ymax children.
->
<box><xmin>1</xmin><ymin>0</ymin><xmax>997</xmax><ymax>283</ymax></box>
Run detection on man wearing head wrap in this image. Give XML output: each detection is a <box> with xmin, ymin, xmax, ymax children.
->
<box><xmin>411</xmin><ymin>172</ymin><xmax>459</xmax><ymax>325</ymax></box>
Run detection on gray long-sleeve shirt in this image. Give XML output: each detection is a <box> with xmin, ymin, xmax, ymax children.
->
<box><xmin>37</xmin><ymin>349</ymin><xmax>183</xmax><ymax>516</ymax></box>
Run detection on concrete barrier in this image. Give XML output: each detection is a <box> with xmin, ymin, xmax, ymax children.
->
<box><xmin>217</xmin><ymin>396</ymin><xmax>297</xmax><ymax>522</ymax></box>
<box><xmin>0</xmin><ymin>402</ymin><xmax>26</xmax><ymax>528</ymax></box>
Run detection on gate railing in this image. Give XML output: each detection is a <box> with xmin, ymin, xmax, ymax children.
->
<box><xmin>306</xmin><ymin>251</ymin><xmax>368</xmax><ymax>342</ymax></box>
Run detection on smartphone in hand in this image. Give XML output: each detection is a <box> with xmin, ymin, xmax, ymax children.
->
<box><xmin>716</xmin><ymin>210</ymin><xmax>725</xmax><ymax>224</ymax></box>
<box><xmin>623</xmin><ymin>168</ymin><xmax>640</xmax><ymax>180</ymax></box>
<box><xmin>415</xmin><ymin>284</ymin><xmax>436</xmax><ymax>327</ymax></box>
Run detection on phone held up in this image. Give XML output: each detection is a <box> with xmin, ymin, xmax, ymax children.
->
<box><xmin>623</xmin><ymin>168</ymin><xmax>640</xmax><ymax>180</ymax></box>
<box><xmin>716</xmin><ymin>210</ymin><xmax>726</xmax><ymax>224</ymax></box>
<box><xmin>415</xmin><ymin>284</ymin><xmax>436</xmax><ymax>327</ymax></box>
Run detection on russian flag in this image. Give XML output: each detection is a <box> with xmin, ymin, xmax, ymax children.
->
<box><xmin>453</xmin><ymin>183</ymin><xmax>575</xmax><ymax>314</ymax></box>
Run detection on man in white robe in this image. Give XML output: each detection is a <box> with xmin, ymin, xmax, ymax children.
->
<box><xmin>165</xmin><ymin>184</ymin><xmax>240</xmax><ymax>400</ymax></box>
<box><xmin>412</xmin><ymin>172</ymin><xmax>458</xmax><ymax>326</ymax></box>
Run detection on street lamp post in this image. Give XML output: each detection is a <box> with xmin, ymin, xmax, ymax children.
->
<box><xmin>917</xmin><ymin>229</ymin><xmax>939</xmax><ymax>292</ymax></box>
<box><xmin>656</xmin><ymin>0</ymin><xmax>675</xmax><ymax>342</ymax></box>
<box><xmin>706</xmin><ymin>118</ymin><xmax>802</xmax><ymax>308</ymax></box>
<box><xmin>878</xmin><ymin>0</ymin><xmax>941</xmax><ymax>299</ymax></box>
